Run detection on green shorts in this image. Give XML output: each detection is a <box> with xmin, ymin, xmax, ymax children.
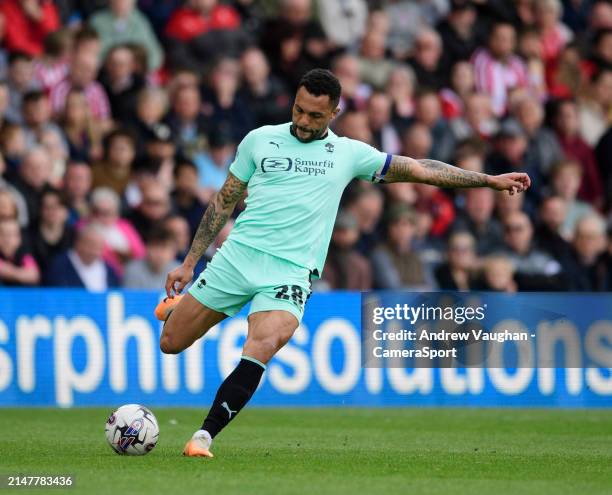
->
<box><xmin>188</xmin><ymin>240</ymin><xmax>312</xmax><ymax>322</ymax></box>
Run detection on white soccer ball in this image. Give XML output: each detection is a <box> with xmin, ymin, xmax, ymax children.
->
<box><xmin>105</xmin><ymin>404</ymin><xmax>159</xmax><ymax>455</ymax></box>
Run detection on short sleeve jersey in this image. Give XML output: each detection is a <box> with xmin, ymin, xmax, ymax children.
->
<box><xmin>228</xmin><ymin>123</ymin><xmax>390</xmax><ymax>276</ymax></box>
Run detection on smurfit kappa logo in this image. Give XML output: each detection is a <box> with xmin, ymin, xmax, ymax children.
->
<box><xmin>261</xmin><ymin>157</ymin><xmax>293</xmax><ymax>172</ymax></box>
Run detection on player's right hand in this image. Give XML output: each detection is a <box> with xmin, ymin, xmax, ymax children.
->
<box><xmin>165</xmin><ymin>263</ymin><xmax>194</xmax><ymax>298</ymax></box>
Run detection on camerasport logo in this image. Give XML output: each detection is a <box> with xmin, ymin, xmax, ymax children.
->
<box><xmin>261</xmin><ymin>157</ymin><xmax>334</xmax><ymax>176</ymax></box>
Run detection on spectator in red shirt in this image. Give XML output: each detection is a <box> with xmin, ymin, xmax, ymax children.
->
<box><xmin>550</xmin><ymin>98</ymin><xmax>604</xmax><ymax>209</ymax></box>
<box><xmin>50</xmin><ymin>49</ymin><xmax>111</xmax><ymax>123</ymax></box>
<box><xmin>0</xmin><ymin>0</ymin><xmax>59</xmax><ymax>57</ymax></box>
<box><xmin>165</xmin><ymin>0</ymin><xmax>240</xmax><ymax>42</ymax></box>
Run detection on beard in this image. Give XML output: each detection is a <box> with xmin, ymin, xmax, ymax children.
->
<box><xmin>290</xmin><ymin>123</ymin><xmax>326</xmax><ymax>143</ymax></box>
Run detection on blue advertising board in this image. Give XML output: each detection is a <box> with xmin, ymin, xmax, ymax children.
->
<box><xmin>0</xmin><ymin>290</ymin><xmax>610</xmax><ymax>408</ymax></box>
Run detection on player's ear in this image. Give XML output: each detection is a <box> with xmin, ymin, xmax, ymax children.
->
<box><xmin>330</xmin><ymin>106</ymin><xmax>340</xmax><ymax>119</ymax></box>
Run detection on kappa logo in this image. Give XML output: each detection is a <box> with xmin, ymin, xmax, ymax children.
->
<box><xmin>261</xmin><ymin>157</ymin><xmax>292</xmax><ymax>172</ymax></box>
<box><xmin>325</xmin><ymin>142</ymin><xmax>335</xmax><ymax>153</ymax></box>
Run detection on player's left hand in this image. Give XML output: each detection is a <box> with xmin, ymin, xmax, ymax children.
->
<box><xmin>489</xmin><ymin>172</ymin><xmax>531</xmax><ymax>195</ymax></box>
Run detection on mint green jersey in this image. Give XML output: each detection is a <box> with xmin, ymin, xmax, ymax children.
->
<box><xmin>227</xmin><ymin>123</ymin><xmax>391</xmax><ymax>276</ymax></box>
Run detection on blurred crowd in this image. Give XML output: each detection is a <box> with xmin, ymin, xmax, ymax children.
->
<box><xmin>0</xmin><ymin>0</ymin><xmax>611</xmax><ymax>292</ymax></box>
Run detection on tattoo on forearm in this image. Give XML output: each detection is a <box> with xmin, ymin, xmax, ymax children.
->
<box><xmin>386</xmin><ymin>156</ymin><xmax>489</xmax><ymax>188</ymax></box>
<box><xmin>186</xmin><ymin>174</ymin><xmax>246</xmax><ymax>263</ymax></box>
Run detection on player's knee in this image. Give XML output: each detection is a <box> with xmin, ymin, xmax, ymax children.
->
<box><xmin>159</xmin><ymin>334</ymin><xmax>182</xmax><ymax>354</ymax></box>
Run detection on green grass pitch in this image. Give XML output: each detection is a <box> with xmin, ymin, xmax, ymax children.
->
<box><xmin>1</xmin><ymin>407</ymin><xmax>611</xmax><ymax>495</ymax></box>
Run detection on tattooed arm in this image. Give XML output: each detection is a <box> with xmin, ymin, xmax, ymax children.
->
<box><xmin>384</xmin><ymin>155</ymin><xmax>531</xmax><ymax>193</ymax></box>
<box><xmin>165</xmin><ymin>173</ymin><xmax>247</xmax><ymax>296</ymax></box>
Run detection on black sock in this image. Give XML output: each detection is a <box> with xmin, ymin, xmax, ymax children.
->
<box><xmin>202</xmin><ymin>356</ymin><xmax>265</xmax><ymax>438</ymax></box>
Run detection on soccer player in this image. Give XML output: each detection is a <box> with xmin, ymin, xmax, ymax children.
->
<box><xmin>155</xmin><ymin>69</ymin><xmax>531</xmax><ymax>458</ymax></box>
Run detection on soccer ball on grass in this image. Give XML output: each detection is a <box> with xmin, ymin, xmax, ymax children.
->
<box><xmin>105</xmin><ymin>404</ymin><xmax>159</xmax><ymax>455</ymax></box>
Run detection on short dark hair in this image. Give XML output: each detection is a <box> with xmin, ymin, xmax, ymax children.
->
<box><xmin>145</xmin><ymin>226</ymin><xmax>174</xmax><ymax>245</ymax></box>
<box><xmin>174</xmin><ymin>158</ymin><xmax>198</xmax><ymax>178</ymax></box>
<box><xmin>298</xmin><ymin>69</ymin><xmax>341</xmax><ymax>107</ymax></box>
<box><xmin>23</xmin><ymin>90</ymin><xmax>47</xmax><ymax>105</ymax></box>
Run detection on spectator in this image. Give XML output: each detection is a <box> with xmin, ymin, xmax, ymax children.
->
<box><xmin>6</xmin><ymin>52</ymin><xmax>40</xmax><ymax>124</ymax></box>
<box><xmin>32</xmin><ymin>29</ymin><xmax>72</xmax><ymax>93</ymax></box>
<box><xmin>485</xmin><ymin>119</ymin><xmax>542</xmax><ymax>208</ymax></box>
<box><xmin>550</xmin><ymin>98</ymin><xmax>604</xmax><ymax>207</ymax></box>
<box><xmin>172</xmin><ymin>158</ymin><xmax>206</xmax><ymax>237</ymax></box>
<box><xmin>165</xmin><ymin>0</ymin><xmax>242</xmax><ymax>71</ymax></box>
<box><xmin>0</xmin><ymin>188</ymin><xmax>18</xmax><ymax>222</ymax></box>
<box><xmin>28</xmin><ymin>188</ymin><xmax>74</xmax><ymax>274</ymax></box>
<box><xmin>240</xmin><ymin>47</ymin><xmax>292</xmax><ymax>127</ymax></box>
<box><xmin>357</xmin><ymin>29</ymin><xmax>396</xmax><ymax>90</ymax></box>
<box><xmin>99</xmin><ymin>45</ymin><xmax>146</xmax><ymax>125</ymax></box>
<box><xmin>164</xmin><ymin>84</ymin><xmax>209</xmax><ymax>158</ymax></box>
<box><xmin>367</xmin><ymin>92</ymin><xmax>401</xmax><ymax>155</ymax></box>
<box><xmin>128</xmin><ymin>181</ymin><xmax>172</xmax><ymax>239</ymax></box>
<box><xmin>535</xmin><ymin>194</ymin><xmax>579</xmax><ymax>275</ymax></box>
<box><xmin>535</xmin><ymin>0</ymin><xmax>573</xmax><ymax>66</ymax></box>
<box><xmin>164</xmin><ymin>214</ymin><xmax>191</xmax><ymax>261</ymax></box>
<box><xmin>437</xmin><ymin>0</ymin><xmax>479</xmax><ymax>69</ymax></box>
<box><xmin>202</xmin><ymin>57</ymin><xmax>253</xmax><ymax>143</ymax></box>
<box><xmin>472</xmin><ymin>22</ymin><xmax>530</xmax><ymax>116</ymax></box>
<box><xmin>123</xmin><ymin>226</ymin><xmax>180</xmax><ymax>288</ymax></box>
<box><xmin>450</xmin><ymin>92</ymin><xmax>498</xmax><ymax>141</ymax></box>
<box><xmin>578</xmin><ymin>68</ymin><xmax>612</xmax><ymax>146</ymax></box>
<box><xmin>512</xmin><ymin>94</ymin><xmax>563</xmax><ymax>176</ymax></box>
<box><xmin>316</xmin><ymin>0</ymin><xmax>367</xmax><ymax>49</ymax></box>
<box><xmin>260</xmin><ymin>0</ymin><xmax>330</xmax><ymax>90</ymax></box>
<box><xmin>344</xmin><ymin>185</ymin><xmax>384</xmax><ymax>256</ymax></box>
<box><xmin>58</xmin><ymin>89</ymin><xmax>104</xmax><ymax>163</ymax></box>
<box><xmin>517</xmin><ymin>27</ymin><xmax>548</xmax><ymax>102</ymax></box>
<box><xmin>0</xmin><ymin>0</ymin><xmax>59</xmax><ymax>57</ymax></box>
<box><xmin>322</xmin><ymin>210</ymin><xmax>372</xmax><ymax>290</ymax></box>
<box><xmin>501</xmin><ymin>210</ymin><xmax>565</xmax><ymax>290</ymax></box>
<box><xmin>332</xmin><ymin>53</ymin><xmax>372</xmax><ymax>113</ymax></box>
<box><xmin>414</xmin><ymin>182</ymin><xmax>456</xmax><ymax>238</ymax></box>
<box><xmin>550</xmin><ymin>159</ymin><xmax>596</xmax><ymax>238</ymax></box>
<box><xmin>385</xmin><ymin>0</ymin><xmax>449</xmax><ymax>58</ymax></box>
<box><xmin>12</xmin><ymin>147</ymin><xmax>53</xmax><ymax>225</ymax></box>
<box><xmin>452</xmin><ymin>187</ymin><xmax>504</xmax><ymax>255</ymax></box>
<box><xmin>479</xmin><ymin>254</ymin><xmax>517</xmax><ymax>292</ymax></box>
<box><xmin>440</xmin><ymin>60</ymin><xmax>476</xmax><ymax>120</ymax></box>
<box><xmin>129</xmin><ymin>87</ymin><xmax>170</xmax><ymax>146</ymax></box>
<box><xmin>89</xmin><ymin>0</ymin><xmax>164</xmax><ymax>72</ymax></box>
<box><xmin>407</xmin><ymin>28</ymin><xmax>446</xmax><ymax>90</ymax></box>
<box><xmin>412</xmin><ymin>89</ymin><xmax>456</xmax><ymax>162</ymax></box>
<box><xmin>91</xmin><ymin>128</ymin><xmax>137</xmax><ymax>197</ymax></box>
<box><xmin>402</xmin><ymin>122</ymin><xmax>433</xmax><ymax>159</ymax></box>
<box><xmin>434</xmin><ymin>230</ymin><xmax>478</xmax><ymax>290</ymax></box>
<box><xmin>194</xmin><ymin>128</ymin><xmax>235</xmax><ymax>194</ymax></box>
<box><xmin>333</xmin><ymin>110</ymin><xmax>373</xmax><ymax>143</ymax></box>
<box><xmin>385</xmin><ymin>66</ymin><xmax>416</xmax><ymax>130</ymax></box>
<box><xmin>0</xmin><ymin>80</ymin><xmax>10</xmax><ymax>129</ymax></box>
<box><xmin>62</xmin><ymin>161</ymin><xmax>92</xmax><ymax>225</ymax></box>
<box><xmin>81</xmin><ymin>187</ymin><xmax>145</xmax><ymax>276</ymax></box>
<box><xmin>165</xmin><ymin>0</ymin><xmax>240</xmax><ymax>42</ymax></box>
<box><xmin>21</xmin><ymin>90</ymin><xmax>67</xmax><ymax>153</ymax></box>
<box><xmin>495</xmin><ymin>188</ymin><xmax>525</xmax><ymax>222</ymax></box>
<box><xmin>0</xmin><ymin>218</ymin><xmax>40</xmax><ymax>286</ymax></box>
<box><xmin>0</xmin><ymin>124</ymin><xmax>27</xmax><ymax>178</ymax></box>
<box><xmin>50</xmin><ymin>49</ymin><xmax>111</xmax><ymax>123</ymax></box>
<box><xmin>371</xmin><ymin>204</ymin><xmax>433</xmax><ymax>289</ymax></box>
<box><xmin>45</xmin><ymin>224</ymin><xmax>120</xmax><ymax>290</ymax></box>
<box><xmin>570</xmin><ymin>214</ymin><xmax>608</xmax><ymax>290</ymax></box>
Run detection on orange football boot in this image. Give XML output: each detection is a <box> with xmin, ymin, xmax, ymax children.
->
<box><xmin>154</xmin><ymin>294</ymin><xmax>184</xmax><ymax>321</ymax></box>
